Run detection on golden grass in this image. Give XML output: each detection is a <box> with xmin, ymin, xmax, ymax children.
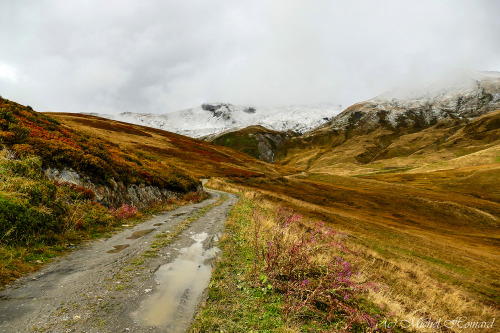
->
<box><xmin>277</xmin><ymin>110</ymin><xmax>500</xmax><ymax>179</ymax></box>
<box><xmin>205</xmin><ymin>175</ymin><xmax>500</xmax><ymax>331</ymax></box>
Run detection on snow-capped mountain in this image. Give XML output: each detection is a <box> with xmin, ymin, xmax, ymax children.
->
<box><xmin>321</xmin><ymin>71</ymin><xmax>500</xmax><ymax>133</ymax></box>
<box><xmin>89</xmin><ymin>104</ymin><xmax>343</xmax><ymax>138</ymax></box>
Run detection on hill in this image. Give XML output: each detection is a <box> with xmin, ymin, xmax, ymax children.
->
<box><xmin>45</xmin><ymin>113</ymin><xmax>291</xmax><ymax>178</ymax></box>
<box><xmin>201</xmin><ymin>125</ymin><xmax>296</xmax><ymax>162</ymax></box>
<box><xmin>0</xmin><ymin>97</ymin><xmax>203</xmax><ymax>207</ymax></box>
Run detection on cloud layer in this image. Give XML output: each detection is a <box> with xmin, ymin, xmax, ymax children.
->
<box><xmin>1</xmin><ymin>0</ymin><xmax>499</xmax><ymax>113</ymax></box>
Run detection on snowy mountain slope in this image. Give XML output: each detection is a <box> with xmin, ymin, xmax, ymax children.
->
<box><xmin>319</xmin><ymin>71</ymin><xmax>500</xmax><ymax>134</ymax></box>
<box><xmin>89</xmin><ymin>104</ymin><xmax>343</xmax><ymax>138</ymax></box>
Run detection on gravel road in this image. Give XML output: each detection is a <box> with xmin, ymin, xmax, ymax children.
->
<box><xmin>0</xmin><ymin>189</ymin><xmax>238</xmax><ymax>333</ymax></box>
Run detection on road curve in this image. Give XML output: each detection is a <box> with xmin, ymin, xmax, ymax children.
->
<box><xmin>0</xmin><ymin>189</ymin><xmax>238</xmax><ymax>333</ymax></box>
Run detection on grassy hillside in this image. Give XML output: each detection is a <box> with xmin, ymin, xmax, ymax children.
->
<box><xmin>0</xmin><ymin>97</ymin><xmax>199</xmax><ymax>193</ymax></box>
<box><xmin>46</xmin><ymin>113</ymin><xmax>293</xmax><ymax>178</ymax></box>
<box><xmin>205</xmin><ymin>125</ymin><xmax>294</xmax><ymax>162</ymax></box>
<box><xmin>276</xmin><ymin>110</ymin><xmax>500</xmax><ymax>176</ymax></box>
<box><xmin>203</xmin><ymin>171</ymin><xmax>499</xmax><ymax>330</ymax></box>
<box><xmin>197</xmin><ymin>110</ymin><xmax>500</xmax><ymax>330</ymax></box>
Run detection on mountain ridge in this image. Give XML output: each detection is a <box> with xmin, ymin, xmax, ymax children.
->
<box><xmin>87</xmin><ymin>103</ymin><xmax>343</xmax><ymax>138</ymax></box>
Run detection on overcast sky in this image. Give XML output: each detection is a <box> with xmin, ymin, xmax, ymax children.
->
<box><xmin>1</xmin><ymin>0</ymin><xmax>499</xmax><ymax>114</ymax></box>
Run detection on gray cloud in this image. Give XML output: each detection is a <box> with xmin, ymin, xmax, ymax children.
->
<box><xmin>0</xmin><ymin>0</ymin><xmax>499</xmax><ymax>113</ymax></box>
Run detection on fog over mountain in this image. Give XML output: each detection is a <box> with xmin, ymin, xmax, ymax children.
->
<box><xmin>1</xmin><ymin>1</ymin><xmax>499</xmax><ymax>114</ymax></box>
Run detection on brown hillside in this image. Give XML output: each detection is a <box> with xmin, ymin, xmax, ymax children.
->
<box><xmin>276</xmin><ymin>110</ymin><xmax>500</xmax><ymax>176</ymax></box>
<box><xmin>45</xmin><ymin>113</ymin><xmax>296</xmax><ymax>178</ymax></box>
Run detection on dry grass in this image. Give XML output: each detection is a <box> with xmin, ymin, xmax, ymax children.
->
<box><xmin>205</xmin><ymin>175</ymin><xmax>499</xmax><ymax>331</ymax></box>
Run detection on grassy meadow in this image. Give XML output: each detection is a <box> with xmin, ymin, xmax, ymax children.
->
<box><xmin>200</xmin><ymin>158</ymin><xmax>499</xmax><ymax>331</ymax></box>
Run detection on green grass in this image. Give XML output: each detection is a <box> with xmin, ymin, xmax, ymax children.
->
<box><xmin>213</xmin><ymin>132</ymin><xmax>261</xmax><ymax>159</ymax></box>
<box><xmin>190</xmin><ymin>198</ymin><xmax>285</xmax><ymax>332</ymax></box>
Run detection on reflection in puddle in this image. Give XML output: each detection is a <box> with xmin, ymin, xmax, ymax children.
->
<box><xmin>126</xmin><ymin>228</ymin><xmax>156</xmax><ymax>239</ymax></box>
<box><xmin>107</xmin><ymin>244</ymin><xmax>130</xmax><ymax>253</ymax></box>
<box><xmin>135</xmin><ymin>232</ymin><xmax>218</xmax><ymax>332</ymax></box>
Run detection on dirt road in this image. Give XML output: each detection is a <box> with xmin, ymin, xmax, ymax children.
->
<box><xmin>0</xmin><ymin>189</ymin><xmax>238</xmax><ymax>333</ymax></box>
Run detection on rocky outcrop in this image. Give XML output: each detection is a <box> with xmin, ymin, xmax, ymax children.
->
<box><xmin>205</xmin><ymin>125</ymin><xmax>296</xmax><ymax>163</ymax></box>
<box><xmin>45</xmin><ymin>167</ymin><xmax>192</xmax><ymax>208</ymax></box>
<box><xmin>253</xmin><ymin>132</ymin><xmax>291</xmax><ymax>163</ymax></box>
<box><xmin>201</xmin><ymin>103</ymin><xmax>233</xmax><ymax>121</ymax></box>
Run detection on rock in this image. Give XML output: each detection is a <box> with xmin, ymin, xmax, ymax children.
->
<box><xmin>44</xmin><ymin>167</ymin><xmax>180</xmax><ymax>208</ymax></box>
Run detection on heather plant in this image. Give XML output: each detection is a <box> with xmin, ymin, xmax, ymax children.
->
<box><xmin>109</xmin><ymin>204</ymin><xmax>140</xmax><ymax>220</ymax></box>
<box><xmin>254</xmin><ymin>206</ymin><xmax>381</xmax><ymax>331</ymax></box>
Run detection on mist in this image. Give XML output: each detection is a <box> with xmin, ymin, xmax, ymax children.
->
<box><xmin>0</xmin><ymin>0</ymin><xmax>499</xmax><ymax>114</ymax></box>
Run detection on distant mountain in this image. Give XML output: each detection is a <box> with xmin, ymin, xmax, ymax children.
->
<box><xmin>316</xmin><ymin>71</ymin><xmax>500</xmax><ymax>135</ymax></box>
<box><xmin>276</xmin><ymin>71</ymin><xmax>500</xmax><ymax>170</ymax></box>
<box><xmin>89</xmin><ymin>103</ymin><xmax>343</xmax><ymax>138</ymax></box>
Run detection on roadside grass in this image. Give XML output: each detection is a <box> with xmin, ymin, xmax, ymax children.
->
<box><xmin>191</xmin><ymin>197</ymin><xmax>393</xmax><ymax>332</ymax></box>
<box><xmin>190</xmin><ymin>198</ymin><xmax>285</xmax><ymax>332</ymax></box>
<box><xmin>204</xmin><ymin>177</ymin><xmax>499</xmax><ymax>332</ymax></box>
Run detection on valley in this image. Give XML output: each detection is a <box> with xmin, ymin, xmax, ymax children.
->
<box><xmin>0</xmin><ymin>72</ymin><xmax>499</xmax><ymax>332</ymax></box>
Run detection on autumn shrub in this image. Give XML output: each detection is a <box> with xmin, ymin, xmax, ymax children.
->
<box><xmin>73</xmin><ymin>202</ymin><xmax>115</xmax><ymax>230</ymax></box>
<box><xmin>182</xmin><ymin>189</ymin><xmax>210</xmax><ymax>203</ymax></box>
<box><xmin>253</xmin><ymin>206</ymin><xmax>380</xmax><ymax>331</ymax></box>
<box><xmin>109</xmin><ymin>204</ymin><xmax>140</xmax><ymax>220</ymax></box>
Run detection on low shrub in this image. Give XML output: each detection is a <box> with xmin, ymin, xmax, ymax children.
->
<box><xmin>0</xmin><ymin>196</ymin><xmax>63</xmax><ymax>246</ymax></box>
<box><xmin>182</xmin><ymin>189</ymin><xmax>210</xmax><ymax>203</ymax></box>
<box><xmin>253</xmin><ymin>206</ymin><xmax>380</xmax><ymax>331</ymax></box>
<box><xmin>109</xmin><ymin>204</ymin><xmax>140</xmax><ymax>220</ymax></box>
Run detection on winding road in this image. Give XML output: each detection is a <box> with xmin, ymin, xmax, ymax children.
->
<box><xmin>0</xmin><ymin>189</ymin><xmax>238</xmax><ymax>333</ymax></box>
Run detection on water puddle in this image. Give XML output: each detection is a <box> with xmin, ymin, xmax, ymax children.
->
<box><xmin>107</xmin><ymin>244</ymin><xmax>130</xmax><ymax>253</ymax></box>
<box><xmin>126</xmin><ymin>228</ymin><xmax>156</xmax><ymax>239</ymax></box>
<box><xmin>134</xmin><ymin>232</ymin><xmax>218</xmax><ymax>332</ymax></box>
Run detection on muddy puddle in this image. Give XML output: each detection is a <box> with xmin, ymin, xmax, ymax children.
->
<box><xmin>107</xmin><ymin>244</ymin><xmax>130</xmax><ymax>253</ymax></box>
<box><xmin>127</xmin><ymin>228</ymin><xmax>156</xmax><ymax>239</ymax></box>
<box><xmin>134</xmin><ymin>232</ymin><xmax>218</xmax><ymax>332</ymax></box>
